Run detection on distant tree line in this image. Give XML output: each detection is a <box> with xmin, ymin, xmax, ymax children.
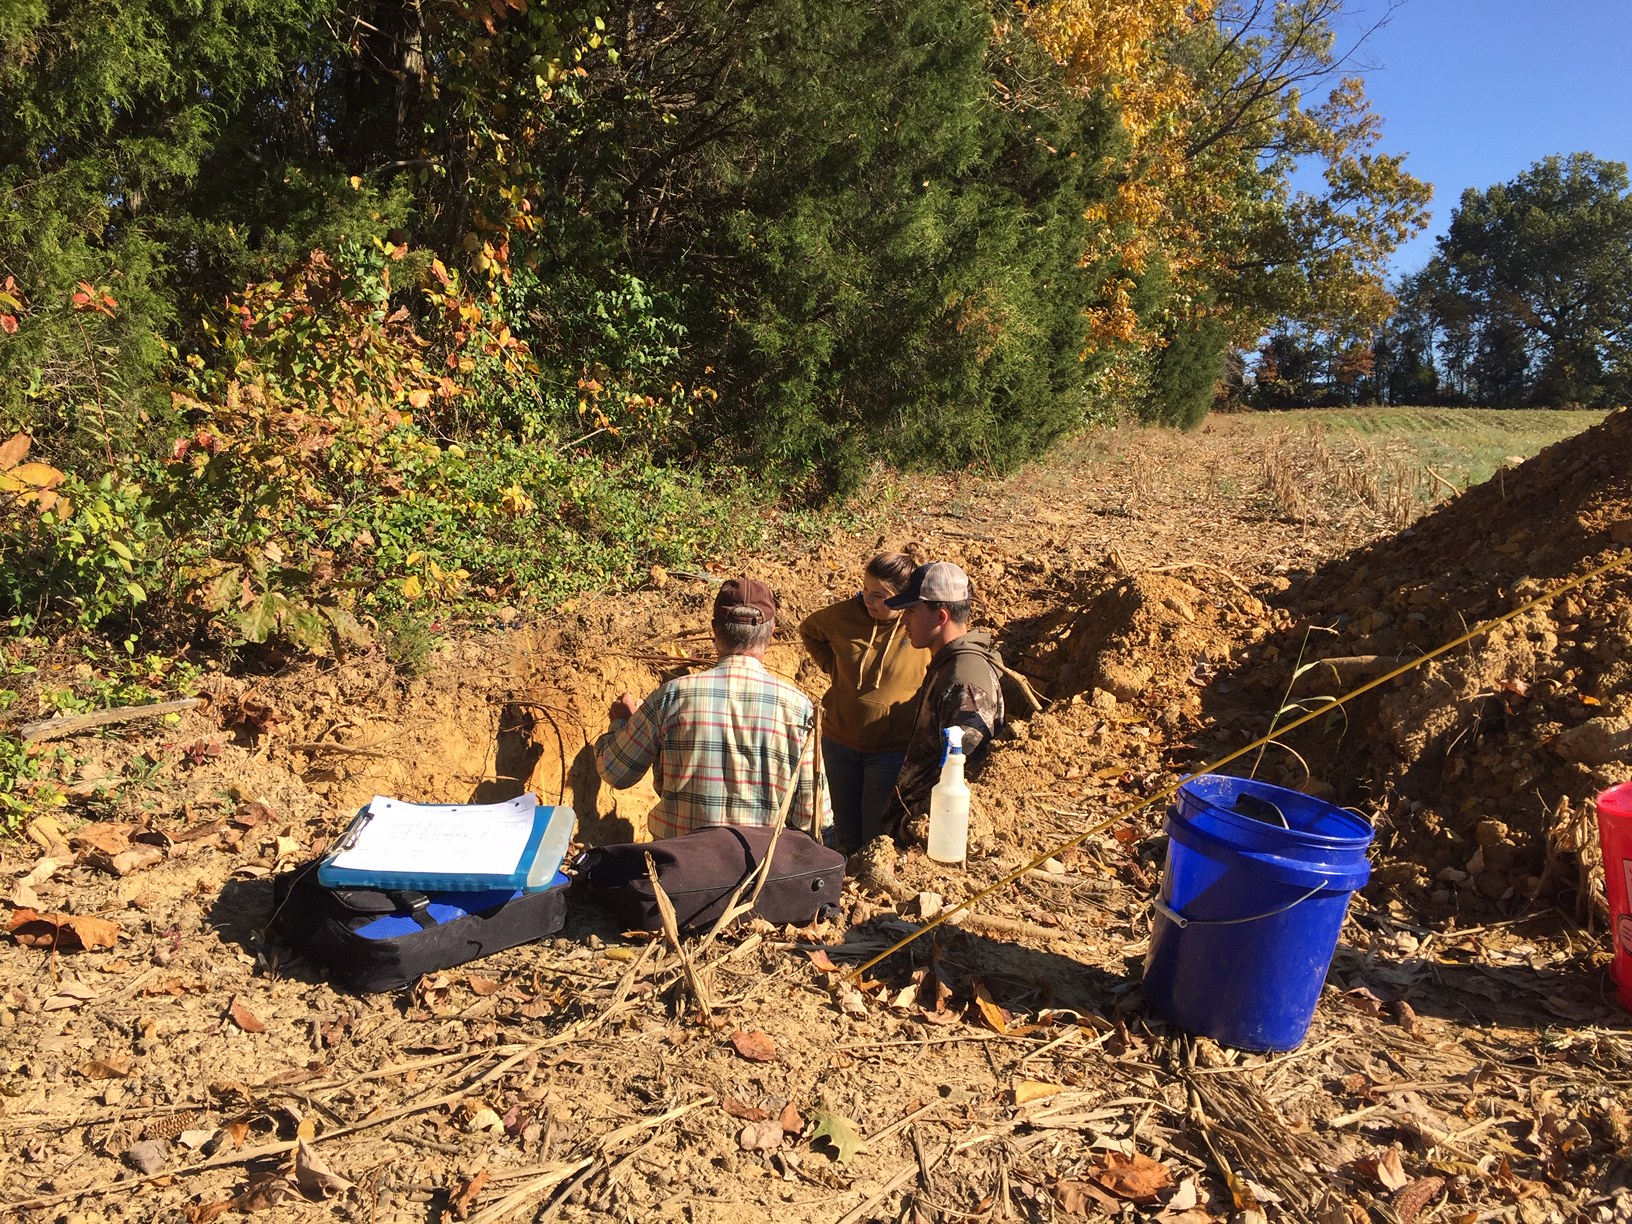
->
<box><xmin>1249</xmin><ymin>153</ymin><xmax>1632</xmax><ymax>409</ymax></box>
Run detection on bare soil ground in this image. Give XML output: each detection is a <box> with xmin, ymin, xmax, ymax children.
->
<box><xmin>3</xmin><ymin>413</ymin><xmax>1630</xmax><ymax>1224</ymax></box>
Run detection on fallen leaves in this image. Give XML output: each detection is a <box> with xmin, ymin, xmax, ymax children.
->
<box><xmin>724</xmin><ymin>1093</ymin><xmax>801</xmax><ymax>1152</ymax></box>
<box><xmin>6</xmin><ymin>907</ymin><xmax>120</xmax><ymax>951</ymax></box>
<box><xmin>188</xmin><ymin>1171</ymin><xmax>301</xmax><ymax>1220</ymax></box>
<box><xmin>728</xmin><ymin>1029</ymin><xmax>777</xmax><ymax>1062</ymax></box>
<box><xmin>1090</xmin><ymin>1150</ymin><xmax>1175</xmax><ymax>1203</ymax></box>
<box><xmin>77</xmin><ymin>1055</ymin><xmax>134</xmax><ymax>1080</ymax></box>
<box><xmin>25</xmin><ymin>813</ymin><xmax>71</xmax><ymax>858</ymax></box>
<box><xmin>971</xmin><ymin>979</ymin><xmax>1014</xmax><ymax>1033</ymax></box>
<box><xmin>72</xmin><ymin>821</ymin><xmax>141</xmax><ymax>857</ymax></box>
<box><xmin>291</xmin><ymin>1139</ymin><xmax>352</xmax><ymax>1197</ymax></box>
<box><xmin>455</xmin><ymin>1098</ymin><xmax>505</xmax><ymax>1135</ymax></box>
<box><xmin>808</xmin><ymin>1106</ymin><xmax>865</xmax><ymax>1163</ymax></box>
<box><xmin>805</xmin><ymin>948</ymin><xmax>840</xmax><ymax>973</ymax></box>
<box><xmin>1011</xmin><ymin>1079</ymin><xmax>1065</xmax><ymax>1106</ymax></box>
<box><xmin>413</xmin><ymin>972</ymin><xmax>458</xmax><ymax>1015</ymax></box>
<box><xmin>88</xmin><ymin>844</ymin><xmax>167</xmax><ymax>877</ymax></box>
<box><xmin>830</xmin><ymin>979</ymin><xmax>870</xmax><ymax>1018</ymax></box>
<box><xmin>1054</xmin><ymin>1177</ymin><xmax>1120</xmax><ymax>1214</ymax></box>
<box><xmin>450</xmin><ymin>1168</ymin><xmax>489</xmax><ymax>1219</ymax></box>
<box><xmin>227</xmin><ymin>996</ymin><xmax>267</xmax><ymax>1034</ymax></box>
<box><xmin>43</xmin><ymin>981</ymin><xmax>101</xmax><ymax>1010</ymax></box>
<box><xmin>8</xmin><ymin>857</ymin><xmax>60</xmax><ymax>908</ymax></box>
<box><xmin>738</xmin><ymin>1118</ymin><xmax>785</xmax><ymax>1152</ymax></box>
<box><xmin>1055</xmin><ymin>1149</ymin><xmax>1185</xmax><ymax>1214</ymax></box>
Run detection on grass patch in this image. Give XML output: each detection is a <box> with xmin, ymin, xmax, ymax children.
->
<box><xmin>1233</xmin><ymin>407</ymin><xmax>1610</xmax><ymax>495</ymax></box>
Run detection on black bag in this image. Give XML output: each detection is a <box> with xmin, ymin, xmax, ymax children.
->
<box><xmin>270</xmin><ymin>864</ymin><xmax>569</xmax><ymax>992</ymax></box>
<box><xmin>576</xmin><ymin>825</ymin><xmax>844</xmax><ymax>934</ymax></box>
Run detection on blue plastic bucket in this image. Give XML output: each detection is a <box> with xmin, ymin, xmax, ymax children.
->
<box><xmin>1142</xmin><ymin>775</ymin><xmax>1373</xmax><ymax>1051</ymax></box>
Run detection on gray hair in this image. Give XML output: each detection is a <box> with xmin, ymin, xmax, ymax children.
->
<box><xmin>715</xmin><ymin>618</ymin><xmax>774</xmax><ymax>654</ymax></box>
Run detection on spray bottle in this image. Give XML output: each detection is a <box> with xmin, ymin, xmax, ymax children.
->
<box><xmin>926</xmin><ymin>727</ymin><xmax>970</xmax><ymax>864</ymax></box>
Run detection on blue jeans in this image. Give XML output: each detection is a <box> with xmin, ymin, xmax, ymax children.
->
<box><xmin>822</xmin><ymin>738</ymin><xmax>906</xmax><ymax>854</ymax></box>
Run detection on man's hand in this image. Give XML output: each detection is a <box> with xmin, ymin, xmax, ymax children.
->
<box><xmin>608</xmin><ymin>690</ymin><xmax>639</xmax><ymax>722</ymax></box>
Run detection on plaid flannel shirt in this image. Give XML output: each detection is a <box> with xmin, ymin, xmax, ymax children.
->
<box><xmin>594</xmin><ymin>655</ymin><xmax>829</xmax><ymax>840</ymax></box>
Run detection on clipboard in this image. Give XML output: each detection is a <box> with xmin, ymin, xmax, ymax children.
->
<box><xmin>317</xmin><ymin>793</ymin><xmax>576</xmax><ymax>892</ymax></box>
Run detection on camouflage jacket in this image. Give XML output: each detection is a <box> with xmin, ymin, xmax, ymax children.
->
<box><xmin>882</xmin><ymin>630</ymin><xmax>1005</xmax><ymax>833</ymax></box>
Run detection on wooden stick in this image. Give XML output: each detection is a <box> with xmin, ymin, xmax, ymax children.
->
<box><xmin>861</xmin><ymin>1101</ymin><xmax>941</xmax><ymax>1148</ymax></box>
<box><xmin>534</xmin><ymin>1156</ymin><xmax>603</xmax><ymax>1224</ymax></box>
<box><xmin>1425</xmin><ymin>465</ymin><xmax>1461</xmax><ymax>498</ymax></box>
<box><xmin>19</xmin><ymin>698</ymin><xmax>203</xmax><ymax>742</ymax></box>
<box><xmin>645</xmin><ymin>853</ymin><xmax>716</xmax><ymax>1017</ymax></box>
<box><xmin>466</xmin><ymin>1157</ymin><xmax>594</xmax><ymax>1224</ymax></box>
<box><xmin>598</xmin><ymin>1097</ymin><xmax>713</xmax><ymax>1150</ymax></box>
<box><xmin>834</xmin><ymin>1031</ymin><xmax>1014</xmax><ymax>1052</ymax></box>
<box><xmin>946</xmin><ymin>912</ymin><xmax>1071</xmax><ymax>943</ymax></box>
<box><xmin>314</xmin><ymin>1044</ymin><xmax>531</xmax><ymax>1095</ymax></box>
<box><xmin>834</xmin><ymin>1154</ymin><xmax>926</xmax><ymax>1224</ymax></box>
<box><xmin>288</xmin><ymin>742</ymin><xmax>401</xmax><ymax>759</ymax></box>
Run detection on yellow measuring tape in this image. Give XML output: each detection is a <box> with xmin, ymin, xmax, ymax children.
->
<box><xmin>847</xmin><ymin>547</ymin><xmax>1632</xmax><ymax>981</ymax></box>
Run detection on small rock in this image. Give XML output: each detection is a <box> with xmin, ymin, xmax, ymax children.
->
<box><xmin>1039</xmin><ymin>857</ymin><xmax>1066</xmax><ymax>875</ymax></box>
<box><xmin>1095</xmin><ymin>660</ymin><xmax>1151</xmax><ymax>702</ymax></box>
<box><xmin>123</xmin><ymin>1139</ymin><xmax>169</xmax><ymax>1175</ymax></box>
<box><xmin>1554</xmin><ymin>715</ymin><xmax>1632</xmax><ymax>766</ymax></box>
<box><xmin>1161</xmin><ymin>595</ymin><xmax>1196</xmax><ymax>622</ymax></box>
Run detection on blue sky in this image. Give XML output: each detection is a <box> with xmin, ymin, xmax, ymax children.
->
<box><xmin>1321</xmin><ymin>0</ymin><xmax>1632</xmax><ymax>278</ymax></box>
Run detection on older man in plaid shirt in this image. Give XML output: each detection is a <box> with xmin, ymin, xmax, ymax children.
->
<box><xmin>594</xmin><ymin>577</ymin><xmax>830</xmax><ymax>840</ymax></box>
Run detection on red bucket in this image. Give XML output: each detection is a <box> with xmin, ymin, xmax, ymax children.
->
<box><xmin>1596</xmin><ymin>782</ymin><xmax>1632</xmax><ymax>1012</ymax></box>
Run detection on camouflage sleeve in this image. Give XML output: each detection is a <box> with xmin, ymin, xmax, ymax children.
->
<box><xmin>944</xmin><ymin>678</ymin><xmax>1000</xmax><ymax>763</ymax></box>
<box><xmin>886</xmin><ymin>679</ymin><xmax>1000</xmax><ymax>825</ymax></box>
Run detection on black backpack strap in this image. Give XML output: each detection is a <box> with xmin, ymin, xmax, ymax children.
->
<box><xmin>388</xmin><ymin>891</ymin><xmax>436</xmax><ymax>929</ymax></box>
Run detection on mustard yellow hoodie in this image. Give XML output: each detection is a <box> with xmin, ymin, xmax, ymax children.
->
<box><xmin>799</xmin><ymin>594</ymin><xmax>930</xmax><ymax>753</ymax></box>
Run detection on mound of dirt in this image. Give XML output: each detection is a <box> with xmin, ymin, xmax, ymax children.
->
<box><xmin>1204</xmin><ymin>407</ymin><xmax>1632</xmax><ymax>913</ymax></box>
<box><xmin>1009</xmin><ymin>569</ymin><xmax>1276</xmax><ymax>705</ymax></box>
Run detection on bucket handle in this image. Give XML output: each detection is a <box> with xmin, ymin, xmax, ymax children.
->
<box><xmin>1152</xmin><ymin>882</ymin><xmax>1326</xmax><ymax>929</ymax></box>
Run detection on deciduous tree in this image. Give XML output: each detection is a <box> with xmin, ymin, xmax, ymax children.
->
<box><xmin>1428</xmin><ymin>152</ymin><xmax>1632</xmax><ymax>406</ymax></box>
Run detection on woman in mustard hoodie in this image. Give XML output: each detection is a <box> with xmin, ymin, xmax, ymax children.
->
<box><xmin>800</xmin><ymin>549</ymin><xmax>931</xmax><ymax>853</ymax></box>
